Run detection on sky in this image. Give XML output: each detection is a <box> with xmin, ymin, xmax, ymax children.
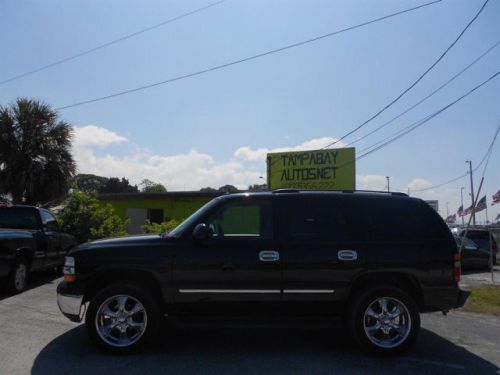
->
<box><xmin>1</xmin><ymin>0</ymin><xmax>499</xmax><ymax>222</ymax></box>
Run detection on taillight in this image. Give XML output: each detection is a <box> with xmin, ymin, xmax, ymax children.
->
<box><xmin>454</xmin><ymin>253</ymin><xmax>461</xmax><ymax>283</ymax></box>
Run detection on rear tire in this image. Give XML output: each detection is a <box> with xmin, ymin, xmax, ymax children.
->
<box><xmin>348</xmin><ymin>286</ymin><xmax>420</xmax><ymax>356</ymax></box>
<box><xmin>85</xmin><ymin>283</ymin><xmax>161</xmax><ymax>354</ymax></box>
<box><xmin>6</xmin><ymin>256</ymin><xmax>29</xmax><ymax>294</ymax></box>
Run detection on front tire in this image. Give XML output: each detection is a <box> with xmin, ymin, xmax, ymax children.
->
<box><xmin>85</xmin><ymin>283</ymin><xmax>161</xmax><ymax>353</ymax></box>
<box><xmin>6</xmin><ymin>256</ymin><xmax>29</xmax><ymax>294</ymax></box>
<box><xmin>348</xmin><ymin>286</ymin><xmax>420</xmax><ymax>356</ymax></box>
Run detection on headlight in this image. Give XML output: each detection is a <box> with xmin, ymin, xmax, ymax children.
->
<box><xmin>63</xmin><ymin>256</ymin><xmax>75</xmax><ymax>282</ymax></box>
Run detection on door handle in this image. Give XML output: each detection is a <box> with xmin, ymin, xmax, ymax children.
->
<box><xmin>338</xmin><ymin>250</ymin><xmax>358</xmax><ymax>261</ymax></box>
<box><xmin>259</xmin><ymin>250</ymin><xmax>279</xmax><ymax>262</ymax></box>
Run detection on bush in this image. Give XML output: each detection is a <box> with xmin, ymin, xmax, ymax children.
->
<box><xmin>141</xmin><ymin>219</ymin><xmax>180</xmax><ymax>234</ymax></box>
<box><xmin>58</xmin><ymin>190</ymin><xmax>128</xmax><ymax>243</ymax></box>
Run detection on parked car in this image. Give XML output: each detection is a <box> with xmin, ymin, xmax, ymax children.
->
<box><xmin>453</xmin><ymin>235</ymin><xmax>496</xmax><ymax>269</ymax></box>
<box><xmin>452</xmin><ymin>228</ymin><xmax>498</xmax><ymax>264</ymax></box>
<box><xmin>0</xmin><ymin>204</ymin><xmax>77</xmax><ymax>293</ymax></box>
<box><xmin>57</xmin><ymin>190</ymin><xmax>469</xmax><ymax>356</ymax></box>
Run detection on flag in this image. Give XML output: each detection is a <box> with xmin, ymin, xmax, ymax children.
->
<box><xmin>464</xmin><ymin>205</ymin><xmax>472</xmax><ymax>215</ymax></box>
<box><xmin>492</xmin><ymin>190</ymin><xmax>500</xmax><ymax>205</ymax></box>
<box><xmin>445</xmin><ymin>214</ymin><xmax>456</xmax><ymax>224</ymax></box>
<box><xmin>474</xmin><ymin>196</ymin><xmax>487</xmax><ymax>213</ymax></box>
<box><xmin>457</xmin><ymin>205</ymin><xmax>464</xmax><ymax>217</ymax></box>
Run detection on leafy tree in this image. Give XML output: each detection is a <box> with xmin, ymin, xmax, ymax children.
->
<box><xmin>73</xmin><ymin>174</ymin><xmax>109</xmax><ymax>194</ymax></box>
<box><xmin>58</xmin><ymin>191</ymin><xmax>128</xmax><ymax>243</ymax></box>
<box><xmin>99</xmin><ymin>177</ymin><xmax>138</xmax><ymax>194</ymax></box>
<box><xmin>218</xmin><ymin>184</ymin><xmax>238</xmax><ymax>193</ymax></box>
<box><xmin>140</xmin><ymin>179</ymin><xmax>167</xmax><ymax>193</ymax></box>
<box><xmin>141</xmin><ymin>219</ymin><xmax>180</xmax><ymax>234</ymax></box>
<box><xmin>200</xmin><ymin>187</ymin><xmax>217</xmax><ymax>192</ymax></box>
<box><xmin>248</xmin><ymin>184</ymin><xmax>267</xmax><ymax>191</ymax></box>
<box><xmin>0</xmin><ymin>98</ymin><xmax>76</xmax><ymax>204</ymax></box>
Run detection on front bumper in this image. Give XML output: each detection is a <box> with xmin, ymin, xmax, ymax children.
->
<box><xmin>57</xmin><ymin>281</ymin><xmax>84</xmax><ymax>322</ymax></box>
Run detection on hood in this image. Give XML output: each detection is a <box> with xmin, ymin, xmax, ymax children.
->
<box><xmin>70</xmin><ymin>233</ymin><xmax>164</xmax><ymax>253</ymax></box>
<box><xmin>0</xmin><ymin>228</ymin><xmax>35</xmax><ymax>240</ymax></box>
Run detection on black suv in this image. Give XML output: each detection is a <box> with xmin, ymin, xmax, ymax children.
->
<box><xmin>57</xmin><ymin>190</ymin><xmax>469</xmax><ymax>355</ymax></box>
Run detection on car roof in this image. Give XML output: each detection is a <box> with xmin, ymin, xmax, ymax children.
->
<box><xmin>221</xmin><ymin>190</ymin><xmax>415</xmax><ymax>203</ymax></box>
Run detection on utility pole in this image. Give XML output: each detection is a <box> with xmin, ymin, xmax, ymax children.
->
<box><xmin>407</xmin><ymin>187</ymin><xmax>410</xmax><ymax>196</ymax></box>
<box><xmin>446</xmin><ymin>202</ymin><xmax>449</xmax><ymax>217</ymax></box>
<box><xmin>466</xmin><ymin>160</ymin><xmax>476</xmax><ymax>225</ymax></box>
<box><xmin>386</xmin><ymin>176</ymin><xmax>390</xmax><ymax>192</ymax></box>
<box><xmin>460</xmin><ymin>187</ymin><xmax>465</xmax><ymax>226</ymax></box>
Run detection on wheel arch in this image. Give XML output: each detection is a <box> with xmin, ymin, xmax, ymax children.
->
<box><xmin>83</xmin><ymin>268</ymin><xmax>165</xmax><ymax>312</ymax></box>
<box><xmin>348</xmin><ymin>271</ymin><xmax>424</xmax><ymax>311</ymax></box>
<box><xmin>15</xmin><ymin>247</ymin><xmax>34</xmax><ymax>269</ymax></box>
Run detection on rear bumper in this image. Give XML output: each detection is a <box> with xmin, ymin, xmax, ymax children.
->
<box><xmin>421</xmin><ymin>286</ymin><xmax>470</xmax><ymax>312</ymax></box>
<box><xmin>455</xmin><ymin>288</ymin><xmax>471</xmax><ymax>309</ymax></box>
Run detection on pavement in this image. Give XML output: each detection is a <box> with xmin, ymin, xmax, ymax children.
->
<box><xmin>0</xmin><ymin>273</ymin><xmax>499</xmax><ymax>375</ymax></box>
<box><xmin>461</xmin><ymin>265</ymin><xmax>499</xmax><ymax>288</ymax></box>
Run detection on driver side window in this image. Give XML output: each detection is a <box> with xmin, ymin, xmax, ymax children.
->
<box><xmin>206</xmin><ymin>200</ymin><xmax>273</xmax><ymax>240</ymax></box>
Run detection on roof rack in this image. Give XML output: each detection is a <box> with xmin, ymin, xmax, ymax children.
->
<box><xmin>272</xmin><ymin>189</ymin><xmax>300</xmax><ymax>194</ymax></box>
<box><xmin>271</xmin><ymin>189</ymin><xmax>407</xmax><ymax>196</ymax></box>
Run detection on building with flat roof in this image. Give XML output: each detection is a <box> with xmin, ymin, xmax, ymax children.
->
<box><xmin>99</xmin><ymin>191</ymin><xmax>224</xmax><ymax>234</ymax></box>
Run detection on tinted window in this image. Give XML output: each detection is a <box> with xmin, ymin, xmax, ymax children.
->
<box><xmin>40</xmin><ymin>209</ymin><xmax>59</xmax><ymax>232</ymax></box>
<box><xmin>0</xmin><ymin>207</ymin><xmax>38</xmax><ymax>230</ymax></box>
<box><xmin>287</xmin><ymin>197</ymin><xmax>351</xmax><ymax>242</ymax></box>
<box><xmin>206</xmin><ymin>200</ymin><xmax>272</xmax><ymax>239</ymax></box>
<box><xmin>338</xmin><ymin>196</ymin><xmax>448</xmax><ymax>241</ymax></box>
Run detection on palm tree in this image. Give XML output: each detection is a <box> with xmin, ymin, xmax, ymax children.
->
<box><xmin>0</xmin><ymin>98</ymin><xmax>76</xmax><ymax>204</ymax></box>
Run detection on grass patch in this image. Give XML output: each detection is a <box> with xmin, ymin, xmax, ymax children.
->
<box><xmin>463</xmin><ymin>285</ymin><xmax>500</xmax><ymax>316</ymax></box>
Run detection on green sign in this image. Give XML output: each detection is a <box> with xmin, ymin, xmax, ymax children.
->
<box><xmin>267</xmin><ymin>148</ymin><xmax>355</xmax><ymax>190</ymax></box>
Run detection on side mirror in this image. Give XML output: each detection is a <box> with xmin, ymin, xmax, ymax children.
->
<box><xmin>192</xmin><ymin>223</ymin><xmax>209</xmax><ymax>243</ymax></box>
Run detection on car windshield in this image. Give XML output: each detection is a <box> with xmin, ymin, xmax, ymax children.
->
<box><xmin>164</xmin><ymin>198</ymin><xmax>221</xmax><ymax>238</ymax></box>
<box><xmin>0</xmin><ymin>207</ymin><xmax>38</xmax><ymax>230</ymax></box>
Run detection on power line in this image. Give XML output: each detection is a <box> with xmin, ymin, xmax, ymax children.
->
<box><xmin>347</xmin><ymin>39</ymin><xmax>500</xmax><ymax>147</ymax></box>
<box><xmin>356</xmin><ymin>71</ymin><xmax>499</xmax><ymax>161</ymax></box>
<box><xmin>55</xmin><ymin>0</ymin><xmax>442</xmax><ymax>110</ymax></box>
<box><xmin>0</xmin><ymin>0</ymin><xmax>226</xmax><ymax>85</ymax></box>
<box><xmin>321</xmin><ymin>0</ymin><xmax>490</xmax><ymax>149</ymax></box>
<box><xmin>411</xmin><ymin>120</ymin><xmax>500</xmax><ymax>192</ymax></box>
<box><xmin>331</xmin><ymin>71</ymin><xmax>500</xmax><ymax>173</ymax></box>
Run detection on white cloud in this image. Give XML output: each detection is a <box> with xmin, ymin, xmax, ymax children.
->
<box><xmin>234</xmin><ymin>137</ymin><xmax>346</xmax><ymax>161</ymax></box>
<box><xmin>73</xmin><ymin>125</ymin><xmax>128</xmax><ymax>147</ymax></box>
<box><xmin>356</xmin><ymin>174</ymin><xmax>388</xmax><ymax>191</ymax></box>
<box><xmin>72</xmin><ymin>125</ymin><xmax>263</xmax><ymax>190</ymax></box>
<box><xmin>406</xmin><ymin>178</ymin><xmax>432</xmax><ymax>190</ymax></box>
<box><xmin>73</xmin><ymin>130</ymin><xmax>349</xmax><ymax>190</ymax></box>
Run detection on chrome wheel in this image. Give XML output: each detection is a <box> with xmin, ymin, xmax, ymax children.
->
<box><xmin>363</xmin><ymin>297</ymin><xmax>411</xmax><ymax>349</ymax></box>
<box><xmin>14</xmin><ymin>263</ymin><xmax>27</xmax><ymax>291</ymax></box>
<box><xmin>95</xmin><ymin>294</ymin><xmax>147</xmax><ymax>348</ymax></box>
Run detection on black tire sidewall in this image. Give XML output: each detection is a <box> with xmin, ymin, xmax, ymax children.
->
<box><xmin>7</xmin><ymin>256</ymin><xmax>28</xmax><ymax>294</ymax></box>
<box><xmin>85</xmin><ymin>283</ymin><xmax>161</xmax><ymax>354</ymax></box>
<box><xmin>348</xmin><ymin>286</ymin><xmax>420</xmax><ymax>356</ymax></box>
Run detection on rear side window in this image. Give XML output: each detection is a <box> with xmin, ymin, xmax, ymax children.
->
<box><xmin>286</xmin><ymin>197</ymin><xmax>352</xmax><ymax>242</ymax></box>
<box><xmin>338</xmin><ymin>196</ymin><xmax>448</xmax><ymax>241</ymax></box>
<box><xmin>0</xmin><ymin>207</ymin><xmax>38</xmax><ymax>230</ymax></box>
